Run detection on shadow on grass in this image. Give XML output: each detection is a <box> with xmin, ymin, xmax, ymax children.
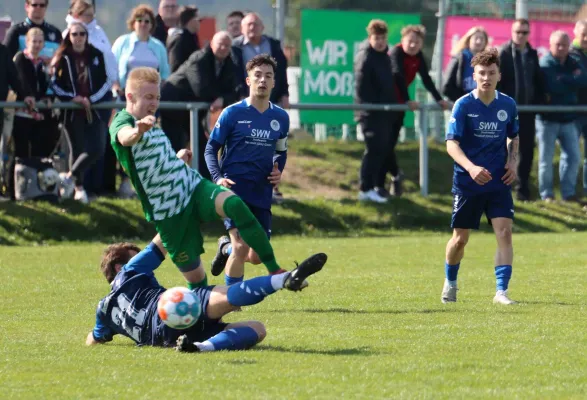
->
<box><xmin>265</xmin><ymin>307</ymin><xmax>458</xmax><ymax>315</ymax></box>
<box><xmin>255</xmin><ymin>344</ymin><xmax>374</xmax><ymax>356</ymax></box>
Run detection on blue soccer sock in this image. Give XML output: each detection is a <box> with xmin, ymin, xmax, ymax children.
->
<box><xmin>225</xmin><ymin>274</ymin><xmax>243</xmax><ymax>286</ymax></box>
<box><xmin>226</xmin><ymin>274</ymin><xmax>286</xmax><ymax>306</ymax></box>
<box><xmin>197</xmin><ymin>327</ymin><xmax>259</xmax><ymax>352</ymax></box>
<box><xmin>445</xmin><ymin>262</ymin><xmax>460</xmax><ymax>283</ymax></box>
<box><xmin>495</xmin><ymin>265</ymin><xmax>512</xmax><ymax>291</ymax></box>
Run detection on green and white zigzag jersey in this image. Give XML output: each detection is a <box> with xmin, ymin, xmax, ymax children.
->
<box><xmin>110</xmin><ymin>110</ymin><xmax>202</xmax><ymax>221</ymax></box>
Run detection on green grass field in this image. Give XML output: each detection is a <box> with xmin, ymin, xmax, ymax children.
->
<box><xmin>2</xmin><ymin>234</ymin><xmax>587</xmax><ymax>399</ymax></box>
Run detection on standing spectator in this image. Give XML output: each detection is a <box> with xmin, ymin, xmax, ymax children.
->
<box><xmin>160</xmin><ymin>31</ymin><xmax>239</xmax><ymax>178</ymax></box>
<box><xmin>498</xmin><ymin>19</ymin><xmax>545</xmax><ymax>201</ymax></box>
<box><xmin>226</xmin><ymin>10</ymin><xmax>244</xmax><ymax>39</ymax></box>
<box><xmin>64</xmin><ymin>0</ymin><xmax>117</xmax><ymax>198</ymax></box>
<box><xmin>232</xmin><ymin>13</ymin><xmax>289</xmax><ymax>107</ymax></box>
<box><xmin>385</xmin><ymin>25</ymin><xmax>450</xmax><ymax>197</ymax></box>
<box><xmin>153</xmin><ymin>0</ymin><xmax>179</xmax><ymax>46</ymax></box>
<box><xmin>3</xmin><ymin>0</ymin><xmax>62</xmax><ymax>59</ymax></box>
<box><xmin>112</xmin><ymin>4</ymin><xmax>170</xmax><ymax>198</ymax></box>
<box><xmin>0</xmin><ymin>42</ymin><xmax>35</xmax><ymax>198</ymax></box>
<box><xmin>232</xmin><ymin>12</ymin><xmax>290</xmax><ymax>203</ymax></box>
<box><xmin>51</xmin><ymin>22</ymin><xmax>112</xmax><ymax>204</ymax></box>
<box><xmin>167</xmin><ymin>6</ymin><xmax>201</xmax><ymax>73</ymax></box>
<box><xmin>570</xmin><ymin>19</ymin><xmax>587</xmax><ymax>196</ymax></box>
<box><xmin>442</xmin><ymin>26</ymin><xmax>488</xmax><ymax>102</ymax></box>
<box><xmin>9</xmin><ymin>28</ymin><xmax>57</xmax><ymax>199</ymax></box>
<box><xmin>353</xmin><ymin>19</ymin><xmax>397</xmax><ymax>204</ymax></box>
<box><xmin>64</xmin><ymin>0</ymin><xmax>118</xmax><ymax>90</ymax></box>
<box><xmin>537</xmin><ymin>30</ymin><xmax>587</xmax><ymax>202</ymax></box>
<box><xmin>111</xmin><ymin>4</ymin><xmax>170</xmax><ymax>99</ymax></box>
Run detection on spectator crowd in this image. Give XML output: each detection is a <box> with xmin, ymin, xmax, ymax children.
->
<box><xmin>0</xmin><ymin>0</ymin><xmax>586</xmax><ymax>205</ymax></box>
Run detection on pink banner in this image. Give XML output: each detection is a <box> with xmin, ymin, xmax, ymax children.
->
<box><xmin>443</xmin><ymin>16</ymin><xmax>576</xmax><ymax>68</ymax></box>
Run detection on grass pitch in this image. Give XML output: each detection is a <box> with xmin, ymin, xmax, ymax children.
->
<box><xmin>2</xmin><ymin>233</ymin><xmax>587</xmax><ymax>399</ymax></box>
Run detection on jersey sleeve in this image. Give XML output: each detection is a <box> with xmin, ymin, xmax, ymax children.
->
<box><xmin>446</xmin><ymin>99</ymin><xmax>466</xmax><ymax>141</ymax></box>
<box><xmin>507</xmin><ymin>102</ymin><xmax>519</xmax><ymax>139</ymax></box>
<box><xmin>92</xmin><ymin>300</ymin><xmax>115</xmax><ymax>343</ymax></box>
<box><xmin>122</xmin><ymin>242</ymin><xmax>165</xmax><ymax>275</ymax></box>
<box><xmin>209</xmin><ymin>108</ymin><xmax>233</xmax><ymax>145</ymax></box>
<box><xmin>109</xmin><ymin>111</ymin><xmax>136</xmax><ymax>146</ymax></box>
<box><xmin>275</xmin><ymin>113</ymin><xmax>289</xmax><ymax>151</ymax></box>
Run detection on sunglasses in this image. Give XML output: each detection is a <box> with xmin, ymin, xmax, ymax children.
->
<box><xmin>71</xmin><ymin>32</ymin><xmax>87</xmax><ymax>37</ymax></box>
<box><xmin>515</xmin><ymin>31</ymin><xmax>529</xmax><ymax>35</ymax></box>
<box><xmin>29</xmin><ymin>3</ymin><xmax>47</xmax><ymax>7</ymax></box>
<box><xmin>136</xmin><ymin>19</ymin><xmax>152</xmax><ymax>25</ymax></box>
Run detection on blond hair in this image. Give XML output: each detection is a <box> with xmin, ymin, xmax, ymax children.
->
<box><xmin>451</xmin><ymin>26</ymin><xmax>488</xmax><ymax>56</ymax></box>
<box><xmin>126</xmin><ymin>67</ymin><xmax>161</xmax><ymax>93</ymax></box>
<box><xmin>26</xmin><ymin>27</ymin><xmax>44</xmax><ymax>41</ymax></box>
<box><xmin>367</xmin><ymin>19</ymin><xmax>388</xmax><ymax>36</ymax></box>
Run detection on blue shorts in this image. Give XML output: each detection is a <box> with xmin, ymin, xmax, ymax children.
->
<box><xmin>451</xmin><ymin>190</ymin><xmax>514</xmax><ymax>230</ymax></box>
<box><xmin>223</xmin><ymin>202</ymin><xmax>272</xmax><ymax>238</ymax></box>
<box><xmin>159</xmin><ymin>285</ymin><xmax>228</xmax><ymax>347</ymax></box>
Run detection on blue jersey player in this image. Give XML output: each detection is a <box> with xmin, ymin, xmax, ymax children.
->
<box><xmin>442</xmin><ymin>48</ymin><xmax>520</xmax><ymax>305</ymax></box>
<box><xmin>204</xmin><ymin>54</ymin><xmax>289</xmax><ymax>286</ymax></box>
<box><xmin>86</xmin><ymin>235</ymin><xmax>327</xmax><ymax>352</ymax></box>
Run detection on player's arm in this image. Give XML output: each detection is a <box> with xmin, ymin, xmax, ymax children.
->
<box><xmin>116</xmin><ymin>116</ymin><xmax>156</xmax><ymax>147</ymax></box>
<box><xmin>502</xmin><ymin>104</ymin><xmax>520</xmax><ymax>185</ymax></box>
<box><xmin>205</xmin><ymin>109</ymin><xmax>234</xmax><ymax>187</ymax></box>
<box><xmin>446</xmin><ymin>100</ymin><xmax>492</xmax><ymax>185</ymax></box>
<box><xmin>87</xmin><ymin>303</ymin><xmax>115</xmax><ymax>346</ymax></box>
<box><xmin>123</xmin><ymin>238</ymin><xmax>166</xmax><ymax>275</ymax></box>
<box><xmin>269</xmin><ymin>116</ymin><xmax>289</xmax><ymax>185</ymax></box>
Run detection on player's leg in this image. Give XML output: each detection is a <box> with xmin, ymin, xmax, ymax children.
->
<box><xmin>557</xmin><ymin>121</ymin><xmax>581</xmax><ymax>201</ymax></box>
<box><xmin>442</xmin><ymin>193</ymin><xmax>482</xmax><ymax>303</ymax></box>
<box><xmin>487</xmin><ymin>190</ymin><xmax>516</xmax><ymax>305</ymax></box>
<box><xmin>536</xmin><ymin>118</ymin><xmax>558</xmax><ymax>200</ymax></box>
<box><xmin>214</xmin><ymin>190</ymin><xmax>282</xmax><ymax>274</ymax></box>
<box><xmin>155</xmin><ymin>208</ymin><xmax>208</xmax><ymax>289</ymax></box>
<box><xmin>175</xmin><ymin>320</ymin><xmax>266</xmax><ymax>352</ymax></box>
<box><xmin>223</xmin><ymin>228</ymin><xmax>251</xmax><ymax>285</ymax></box>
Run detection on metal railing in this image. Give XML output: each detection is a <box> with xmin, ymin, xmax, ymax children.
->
<box><xmin>1</xmin><ymin>101</ymin><xmax>586</xmax><ymax>198</ymax></box>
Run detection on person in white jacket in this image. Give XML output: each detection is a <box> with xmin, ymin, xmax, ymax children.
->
<box><xmin>63</xmin><ymin>0</ymin><xmax>118</xmax><ymax>91</ymax></box>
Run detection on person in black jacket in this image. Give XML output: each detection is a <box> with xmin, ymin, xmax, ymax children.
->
<box><xmin>232</xmin><ymin>13</ymin><xmax>289</xmax><ymax>108</ymax></box>
<box><xmin>386</xmin><ymin>25</ymin><xmax>450</xmax><ymax>197</ymax></box>
<box><xmin>442</xmin><ymin>26</ymin><xmax>488</xmax><ymax>102</ymax></box>
<box><xmin>3</xmin><ymin>0</ymin><xmax>62</xmax><ymax>59</ymax></box>
<box><xmin>354</xmin><ymin>19</ymin><xmax>398</xmax><ymax>204</ymax></box>
<box><xmin>153</xmin><ymin>0</ymin><xmax>179</xmax><ymax>46</ymax></box>
<box><xmin>160</xmin><ymin>31</ymin><xmax>239</xmax><ymax>179</ymax></box>
<box><xmin>50</xmin><ymin>22</ymin><xmax>112</xmax><ymax>204</ymax></box>
<box><xmin>8</xmin><ymin>28</ymin><xmax>59</xmax><ymax>199</ymax></box>
<box><xmin>166</xmin><ymin>6</ymin><xmax>200</xmax><ymax>73</ymax></box>
<box><xmin>497</xmin><ymin>19</ymin><xmax>545</xmax><ymax>201</ymax></box>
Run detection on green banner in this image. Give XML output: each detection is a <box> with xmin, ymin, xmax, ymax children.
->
<box><xmin>299</xmin><ymin>10</ymin><xmax>420</xmax><ymax>126</ymax></box>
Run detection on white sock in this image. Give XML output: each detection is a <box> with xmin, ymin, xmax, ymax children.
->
<box><xmin>196</xmin><ymin>341</ymin><xmax>215</xmax><ymax>352</ymax></box>
<box><xmin>270</xmin><ymin>272</ymin><xmax>289</xmax><ymax>291</ymax></box>
<box><xmin>448</xmin><ymin>280</ymin><xmax>457</xmax><ymax>287</ymax></box>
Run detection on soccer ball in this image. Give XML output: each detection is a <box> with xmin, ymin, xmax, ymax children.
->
<box><xmin>157</xmin><ymin>287</ymin><xmax>202</xmax><ymax>329</ymax></box>
<box><xmin>37</xmin><ymin>168</ymin><xmax>60</xmax><ymax>192</ymax></box>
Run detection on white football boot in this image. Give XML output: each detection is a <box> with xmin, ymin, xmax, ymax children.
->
<box><xmin>441</xmin><ymin>279</ymin><xmax>458</xmax><ymax>303</ymax></box>
<box><xmin>358</xmin><ymin>189</ymin><xmax>388</xmax><ymax>203</ymax></box>
<box><xmin>493</xmin><ymin>290</ymin><xmax>517</xmax><ymax>305</ymax></box>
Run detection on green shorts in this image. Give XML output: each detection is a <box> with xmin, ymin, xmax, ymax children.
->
<box><xmin>154</xmin><ymin>179</ymin><xmax>230</xmax><ymax>271</ymax></box>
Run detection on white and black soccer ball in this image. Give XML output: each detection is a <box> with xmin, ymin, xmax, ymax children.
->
<box><xmin>37</xmin><ymin>168</ymin><xmax>60</xmax><ymax>192</ymax></box>
<box><xmin>157</xmin><ymin>287</ymin><xmax>202</xmax><ymax>329</ymax></box>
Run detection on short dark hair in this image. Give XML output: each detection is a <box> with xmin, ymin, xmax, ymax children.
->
<box><xmin>179</xmin><ymin>6</ymin><xmax>198</xmax><ymax>28</ymax></box>
<box><xmin>471</xmin><ymin>47</ymin><xmax>500</xmax><ymax>69</ymax></box>
<box><xmin>227</xmin><ymin>10</ymin><xmax>244</xmax><ymax>20</ymax></box>
<box><xmin>26</xmin><ymin>0</ymin><xmax>49</xmax><ymax>5</ymax></box>
<box><xmin>246</xmin><ymin>54</ymin><xmax>277</xmax><ymax>73</ymax></box>
<box><xmin>366</xmin><ymin>19</ymin><xmax>388</xmax><ymax>36</ymax></box>
<box><xmin>100</xmin><ymin>242</ymin><xmax>141</xmax><ymax>283</ymax></box>
<box><xmin>514</xmin><ymin>18</ymin><xmax>530</xmax><ymax>27</ymax></box>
